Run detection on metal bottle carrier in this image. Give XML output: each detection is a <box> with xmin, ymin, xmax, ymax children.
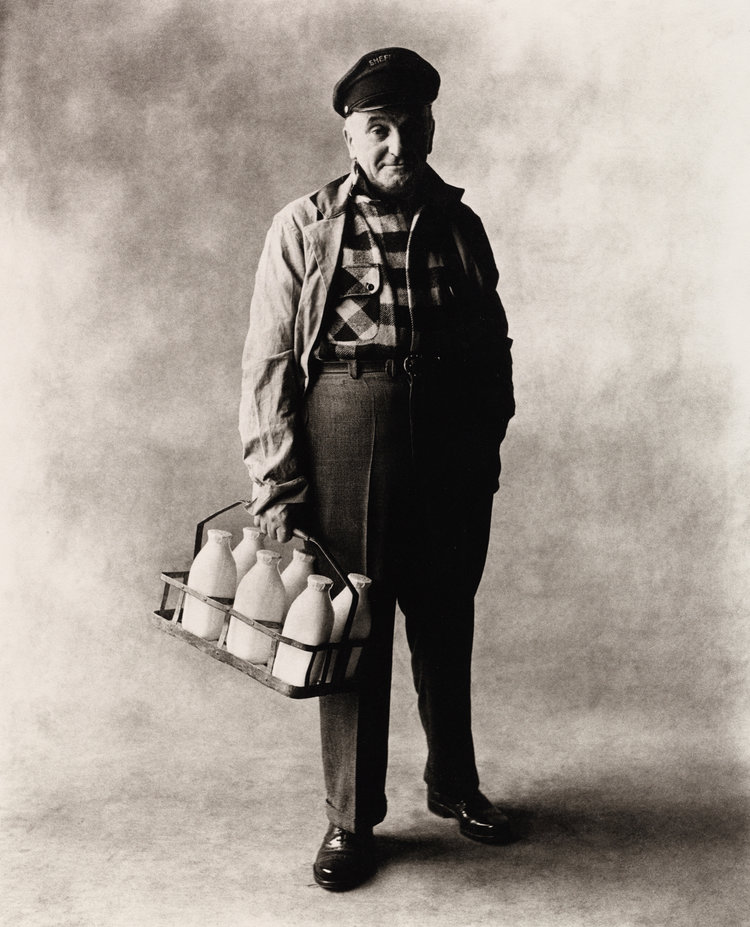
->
<box><xmin>151</xmin><ymin>501</ymin><xmax>363</xmax><ymax>698</ymax></box>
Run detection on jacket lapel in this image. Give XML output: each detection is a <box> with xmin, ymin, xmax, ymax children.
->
<box><xmin>304</xmin><ymin>173</ymin><xmax>353</xmax><ymax>291</ymax></box>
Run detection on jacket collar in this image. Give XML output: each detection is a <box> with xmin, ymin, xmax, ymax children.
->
<box><xmin>304</xmin><ymin>165</ymin><xmax>466</xmax><ymax>300</ymax></box>
<box><xmin>309</xmin><ymin>164</ymin><xmax>465</xmax><ymax>219</ymax></box>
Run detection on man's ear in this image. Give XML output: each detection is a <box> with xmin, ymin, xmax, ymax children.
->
<box><xmin>427</xmin><ymin>114</ymin><xmax>435</xmax><ymax>156</ymax></box>
<box><xmin>343</xmin><ymin>124</ymin><xmax>356</xmax><ymax>160</ymax></box>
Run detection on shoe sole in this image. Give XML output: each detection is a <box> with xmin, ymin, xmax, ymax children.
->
<box><xmin>313</xmin><ymin>874</ymin><xmax>360</xmax><ymax>892</ymax></box>
<box><xmin>313</xmin><ymin>866</ymin><xmax>374</xmax><ymax>892</ymax></box>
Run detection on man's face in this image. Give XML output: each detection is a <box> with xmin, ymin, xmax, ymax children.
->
<box><xmin>343</xmin><ymin>106</ymin><xmax>435</xmax><ymax>198</ymax></box>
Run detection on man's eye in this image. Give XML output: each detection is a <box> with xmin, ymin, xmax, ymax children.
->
<box><xmin>369</xmin><ymin>126</ymin><xmax>387</xmax><ymax>139</ymax></box>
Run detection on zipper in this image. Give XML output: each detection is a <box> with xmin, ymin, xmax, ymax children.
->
<box><xmin>404</xmin><ymin>206</ymin><xmax>424</xmax><ymax>461</ymax></box>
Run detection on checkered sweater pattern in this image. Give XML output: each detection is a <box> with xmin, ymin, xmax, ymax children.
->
<box><xmin>319</xmin><ymin>191</ymin><xmax>449</xmax><ymax>360</ymax></box>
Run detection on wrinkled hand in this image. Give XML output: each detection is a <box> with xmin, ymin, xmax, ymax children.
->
<box><xmin>254</xmin><ymin>503</ymin><xmax>296</xmax><ymax>544</ymax></box>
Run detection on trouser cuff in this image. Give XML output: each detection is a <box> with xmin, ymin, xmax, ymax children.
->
<box><xmin>325</xmin><ymin>797</ymin><xmax>387</xmax><ymax>834</ymax></box>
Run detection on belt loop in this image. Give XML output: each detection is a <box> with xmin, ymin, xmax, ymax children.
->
<box><xmin>385</xmin><ymin>358</ymin><xmax>395</xmax><ymax>378</ymax></box>
<box><xmin>347</xmin><ymin>359</ymin><xmax>359</xmax><ymax>379</ymax></box>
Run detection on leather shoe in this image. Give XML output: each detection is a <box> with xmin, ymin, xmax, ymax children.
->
<box><xmin>313</xmin><ymin>823</ymin><xmax>375</xmax><ymax>891</ymax></box>
<box><xmin>427</xmin><ymin>789</ymin><xmax>520</xmax><ymax>844</ymax></box>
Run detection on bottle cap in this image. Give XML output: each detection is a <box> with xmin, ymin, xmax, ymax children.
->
<box><xmin>292</xmin><ymin>549</ymin><xmax>315</xmax><ymax>563</ymax></box>
<box><xmin>256</xmin><ymin>549</ymin><xmax>282</xmax><ymax>563</ymax></box>
<box><xmin>207</xmin><ymin>529</ymin><xmax>233</xmax><ymax>541</ymax></box>
<box><xmin>348</xmin><ymin>573</ymin><xmax>372</xmax><ymax>588</ymax></box>
<box><xmin>307</xmin><ymin>574</ymin><xmax>333</xmax><ymax>591</ymax></box>
<box><xmin>242</xmin><ymin>526</ymin><xmax>264</xmax><ymax>539</ymax></box>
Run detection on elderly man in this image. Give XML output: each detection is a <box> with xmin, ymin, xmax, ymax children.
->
<box><xmin>240</xmin><ymin>47</ymin><xmax>516</xmax><ymax>890</ymax></box>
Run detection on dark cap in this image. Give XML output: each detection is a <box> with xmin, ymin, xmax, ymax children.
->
<box><xmin>333</xmin><ymin>47</ymin><xmax>440</xmax><ymax>117</ymax></box>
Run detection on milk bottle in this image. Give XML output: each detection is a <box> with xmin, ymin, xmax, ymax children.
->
<box><xmin>327</xmin><ymin>573</ymin><xmax>372</xmax><ymax>682</ymax></box>
<box><xmin>232</xmin><ymin>526</ymin><xmax>265</xmax><ymax>585</ymax></box>
<box><xmin>226</xmin><ymin>549</ymin><xmax>285</xmax><ymax>663</ymax></box>
<box><xmin>181</xmin><ymin>529</ymin><xmax>237</xmax><ymax>640</ymax></box>
<box><xmin>272</xmin><ymin>575</ymin><xmax>334</xmax><ymax>687</ymax></box>
<box><xmin>280</xmin><ymin>548</ymin><xmax>316</xmax><ymax>613</ymax></box>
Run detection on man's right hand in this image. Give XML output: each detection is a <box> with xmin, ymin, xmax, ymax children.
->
<box><xmin>254</xmin><ymin>503</ymin><xmax>297</xmax><ymax>544</ymax></box>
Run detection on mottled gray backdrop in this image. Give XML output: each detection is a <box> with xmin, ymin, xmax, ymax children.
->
<box><xmin>2</xmin><ymin>0</ymin><xmax>748</xmax><ymax>923</ymax></box>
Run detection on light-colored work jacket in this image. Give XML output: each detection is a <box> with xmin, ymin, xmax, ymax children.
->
<box><xmin>239</xmin><ymin>166</ymin><xmax>514</xmax><ymax>514</ymax></box>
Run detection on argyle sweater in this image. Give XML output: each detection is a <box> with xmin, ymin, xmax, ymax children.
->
<box><xmin>318</xmin><ymin>178</ymin><xmax>450</xmax><ymax>360</ymax></box>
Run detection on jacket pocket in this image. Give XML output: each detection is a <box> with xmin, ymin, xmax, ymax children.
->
<box><xmin>326</xmin><ymin>264</ymin><xmax>382</xmax><ymax>344</ymax></box>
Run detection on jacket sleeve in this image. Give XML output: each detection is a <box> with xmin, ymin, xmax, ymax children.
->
<box><xmin>239</xmin><ymin>213</ymin><xmax>309</xmax><ymax>515</ymax></box>
<box><xmin>455</xmin><ymin>208</ymin><xmax>515</xmax><ymax>418</ymax></box>
<box><xmin>474</xmin><ymin>219</ymin><xmax>515</xmax><ymax>426</ymax></box>
<box><xmin>449</xmin><ymin>206</ymin><xmax>515</xmax><ymax>491</ymax></box>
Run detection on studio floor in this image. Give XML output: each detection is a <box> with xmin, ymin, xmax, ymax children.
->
<box><xmin>3</xmin><ymin>616</ymin><xmax>748</xmax><ymax>927</ymax></box>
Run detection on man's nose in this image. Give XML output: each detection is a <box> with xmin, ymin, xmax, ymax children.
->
<box><xmin>387</xmin><ymin>130</ymin><xmax>403</xmax><ymax>158</ymax></box>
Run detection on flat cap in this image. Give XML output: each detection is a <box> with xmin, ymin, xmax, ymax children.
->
<box><xmin>333</xmin><ymin>47</ymin><xmax>440</xmax><ymax>117</ymax></box>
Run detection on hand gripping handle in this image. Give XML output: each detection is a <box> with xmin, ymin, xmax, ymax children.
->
<box><xmin>192</xmin><ymin>501</ymin><xmax>360</xmax><ymax>642</ymax></box>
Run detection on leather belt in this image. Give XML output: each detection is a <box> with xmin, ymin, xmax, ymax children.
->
<box><xmin>316</xmin><ymin>359</ymin><xmax>402</xmax><ymax>378</ymax></box>
<box><xmin>316</xmin><ymin>353</ymin><xmax>453</xmax><ymax>381</ymax></box>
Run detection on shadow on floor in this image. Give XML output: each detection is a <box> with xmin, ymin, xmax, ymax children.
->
<box><xmin>375</xmin><ymin>790</ymin><xmax>749</xmax><ymax>863</ymax></box>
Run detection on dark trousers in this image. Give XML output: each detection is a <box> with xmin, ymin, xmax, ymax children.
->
<box><xmin>304</xmin><ymin>366</ymin><xmax>494</xmax><ymax>833</ymax></box>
